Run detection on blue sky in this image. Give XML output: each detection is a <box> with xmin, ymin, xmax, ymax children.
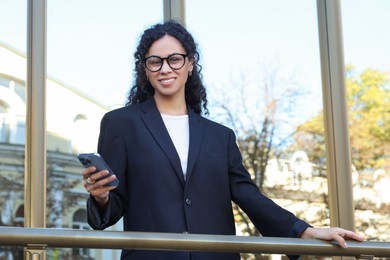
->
<box><xmin>1</xmin><ymin>0</ymin><xmax>389</xmax><ymax>112</ymax></box>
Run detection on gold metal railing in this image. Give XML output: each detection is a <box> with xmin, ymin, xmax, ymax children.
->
<box><xmin>0</xmin><ymin>227</ymin><xmax>389</xmax><ymax>259</ymax></box>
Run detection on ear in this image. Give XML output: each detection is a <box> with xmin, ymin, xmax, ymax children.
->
<box><xmin>189</xmin><ymin>58</ymin><xmax>194</xmax><ymax>73</ymax></box>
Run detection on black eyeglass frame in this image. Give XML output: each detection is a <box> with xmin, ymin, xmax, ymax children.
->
<box><xmin>143</xmin><ymin>53</ymin><xmax>188</xmax><ymax>72</ymax></box>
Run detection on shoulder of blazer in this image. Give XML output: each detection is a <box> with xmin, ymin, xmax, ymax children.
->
<box><xmin>102</xmin><ymin>102</ymin><xmax>144</xmax><ymax>121</ymax></box>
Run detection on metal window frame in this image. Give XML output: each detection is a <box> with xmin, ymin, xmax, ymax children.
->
<box><xmin>163</xmin><ymin>0</ymin><xmax>185</xmax><ymax>24</ymax></box>
<box><xmin>25</xmin><ymin>0</ymin><xmax>47</xmax><ymax>258</ymax></box>
<box><xmin>25</xmin><ymin>0</ymin><xmax>46</xmax><ymax>229</ymax></box>
<box><xmin>317</xmin><ymin>0</ymin><xmax>355</xmax><ymax>231</ymax></box>
<box><xmin>24</xmin><ymin>0</ymin><xmax>355</xmax><ymax>258</ymax></box>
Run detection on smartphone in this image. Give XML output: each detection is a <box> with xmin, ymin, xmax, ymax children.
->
<box><xmin>77</xmin><ymin>152</ymin><xmax>119</xmax><ymax>186</ymax></box>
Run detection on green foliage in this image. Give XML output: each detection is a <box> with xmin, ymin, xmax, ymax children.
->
<box><xmin>296</xmin><ymin>66</ymin><xmax>390</xmax><ymax>171</ymax></box>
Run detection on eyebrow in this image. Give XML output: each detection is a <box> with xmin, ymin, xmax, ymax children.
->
<box><xmin>145</xmin><ymin>52</ymin><xmax>186</xmax><ymax>58</ymax></box>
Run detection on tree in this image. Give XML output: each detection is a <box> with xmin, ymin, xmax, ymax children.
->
<box><xmin>209</xmin><ymin>61</ymin><xmax>308</xmax><ymax>259</ymax></box>
<box><xmin>294</xmin><ymin>66</ymin><xmax>390</xmax><ymax>172</ymax></box>
<box><xmin>346</xmin><ymin>66</ymin><xmax>390</xmax><ymax>171</ymax></box>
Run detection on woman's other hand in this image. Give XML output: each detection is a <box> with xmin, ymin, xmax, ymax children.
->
<box><xmin>301</xmin><ymin>227</ymin><xmax>365</xmax><ymax>248</ymax></box>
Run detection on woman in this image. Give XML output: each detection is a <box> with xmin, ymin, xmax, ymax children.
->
<box><xmin>82</xmin><ymin>20</ymin><xmax>364</xmax><ymax>260</ymax></box>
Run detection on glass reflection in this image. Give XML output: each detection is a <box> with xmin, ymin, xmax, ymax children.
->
<box><xmin>186</xmin><ymin>1</ymin><xmax>326</xmax><ymax>251</ymax></box>
<box><xmin>341</xmin><ymin>0</ymin><xmax>390</xmax><ymax>243</ymax></box>
<box><xmin>45</xmin><ymin>0</ymin><xmax>162</xmax><ymax>259</ymax></box>
<box><xmin>0</xmin><ymin>0</ymin><xmax>27</xmax><ymax>258</ymax></box>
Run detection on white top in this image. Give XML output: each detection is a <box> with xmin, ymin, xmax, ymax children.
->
<box><xmin>161</xmin><ymin>114</ymin><xmax>189</xmax><ymax>180</ymax></box>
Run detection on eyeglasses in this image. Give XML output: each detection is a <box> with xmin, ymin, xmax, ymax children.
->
<box><xmin>144</xmin><ymin>53</ymin><xmax>188</xmax><ymax>72</ymax></box>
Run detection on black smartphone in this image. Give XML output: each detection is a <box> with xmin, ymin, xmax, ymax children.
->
<box><xmin>77</xmin><ymin>152</ymin><xmax>119</xmax><ymax>186</ymax></box>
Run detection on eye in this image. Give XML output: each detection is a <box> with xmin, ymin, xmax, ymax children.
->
<box><xmin>147</xmin><ymin>57</ymin><xmax>162</xmax><ymax>66</ymax></box>
<box><xmin>169</xmin><ymin>55</ymin><xmax>184</xmax><ymax>64</ymax></box>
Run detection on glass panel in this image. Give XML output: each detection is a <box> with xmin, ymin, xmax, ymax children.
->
<box><xmin>46</xmin><ymin>1</ymin><xmax>162</xmax><ymax>259</ymax></box>
<box><xmin>186</xmin><ymin>1</ymin><xmax>326</xmax><ymax>259</ymax></box>
<box><xmin>0</xmin><ymin>0</ymin><xmax>27</xmax><ymax>258</ymax></box>
<box><xmin>341</xmin><ymin>0</ymin><xmax>390</xmax><ymax>242</ymax></box>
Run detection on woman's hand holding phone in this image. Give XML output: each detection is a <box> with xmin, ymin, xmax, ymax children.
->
<box><xmin>78</xmin><ymin>153</ymin><xmax>119</xmax><ymax>208</ymax></box>
<box><xmin>81</xmin><ymin>166</ymin><xmax>117</xmax><ymax>208</ymax></box>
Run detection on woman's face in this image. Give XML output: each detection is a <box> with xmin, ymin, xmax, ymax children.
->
<box><xmin>144</xmin><ymin>35</ymin><xmax>193</xmax><ymax>101</ymax></box>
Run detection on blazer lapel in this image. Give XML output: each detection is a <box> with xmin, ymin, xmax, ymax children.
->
<box><xmin>186</xmin><ymin>110</ymin><xmax>206</xmax><ymax>183</ymax></box>
<box><xmin>139</xmin><ymin>98</ymin><xmax>185</xmax><ymax>185</ymax></box>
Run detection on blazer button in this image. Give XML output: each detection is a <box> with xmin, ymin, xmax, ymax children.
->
<box><xmin>185</xmin><ymin>198</ymin><xmax>191</xmax><ymax>205</ymax></box>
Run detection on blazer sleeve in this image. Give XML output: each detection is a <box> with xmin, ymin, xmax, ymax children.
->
<box><xmin>227</xmin><ymin>129</ymin><xmax>311</xmax><ymax>238</ymax></box>
<box><xmin>87</xmin><ymin>112</ymin><xmax>128</xmax><ymax>230</ymax></box>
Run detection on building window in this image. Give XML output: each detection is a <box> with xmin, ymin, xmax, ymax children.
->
<box><xmin>0</xmin><ymin>101</ymin><xmax>11</xmax><ymax>143</ymax></box>
<box><xmin>14</xmin><ymin>204</ymin><xmax>24</xmax><ymax>226</ymax></box>
<box><xmin>72</xmin><ymin>209</ymin><xmax>91</xmax><ymax>257</ymax></box>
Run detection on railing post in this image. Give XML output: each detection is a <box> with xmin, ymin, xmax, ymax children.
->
<box><xmin>24</xmin><ymin>245</ymin><xmax>46</xmax><ymax>260</ymax></box>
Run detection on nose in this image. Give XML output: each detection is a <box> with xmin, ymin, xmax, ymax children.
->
<box><xmin>160</xmin><ymin>59</ymin><xmax>172</xmax><ymax>73</ymax></box>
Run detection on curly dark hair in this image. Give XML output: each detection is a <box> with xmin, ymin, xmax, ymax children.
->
<box><xmin>126</xmin><ymin>20</ymin><xmax>208</xmax><ymax>115</ymax></box>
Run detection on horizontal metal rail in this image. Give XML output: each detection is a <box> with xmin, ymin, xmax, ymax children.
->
<box><xmin>0</xmin><ymin>227</ymin><xmax>389</xmax><ymax>258</ymax></box>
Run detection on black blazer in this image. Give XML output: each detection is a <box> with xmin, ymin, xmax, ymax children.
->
<box><xmin>87</xmin><ymin>98</ymin><xmax>310</xmax><ymax>260</ymax></box>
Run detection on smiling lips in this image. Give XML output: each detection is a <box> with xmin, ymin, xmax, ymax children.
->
<box><xmin>160</xmin><ymin>78</ymin><xmax>175</xmax><ymax>85</ymax></box>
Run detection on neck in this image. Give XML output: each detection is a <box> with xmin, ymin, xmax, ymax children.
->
<box><xmin>154</xmin><ymin>96</ymin><xmax>188</xmax><ymax>115</ymax></box>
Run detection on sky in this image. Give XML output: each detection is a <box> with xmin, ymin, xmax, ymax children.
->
<box><xmin>1</xmin><ymin>0</ymin><xmax>389</xmax><ymax>115</ymax></box>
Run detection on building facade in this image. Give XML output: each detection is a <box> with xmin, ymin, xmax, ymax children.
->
<box><xmin>0</xmin><ymin>42</ymin><xmax>122</xmax><ymax>259</ymax></box>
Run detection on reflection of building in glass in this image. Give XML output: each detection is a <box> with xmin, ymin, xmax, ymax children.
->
<box><xmin>0</xmin><ymin>42</ymin><xmax>121</xmax><ymax>259</ymax></box>
<box><xmin>264</xmin><ymin>152</ymin><xmax>390</xmax><ymax>242</ymax></box>
<box><xmin>1</xmin><ymin>41</ymin><xmax>389</xmax><ymax>258</ymax></box>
